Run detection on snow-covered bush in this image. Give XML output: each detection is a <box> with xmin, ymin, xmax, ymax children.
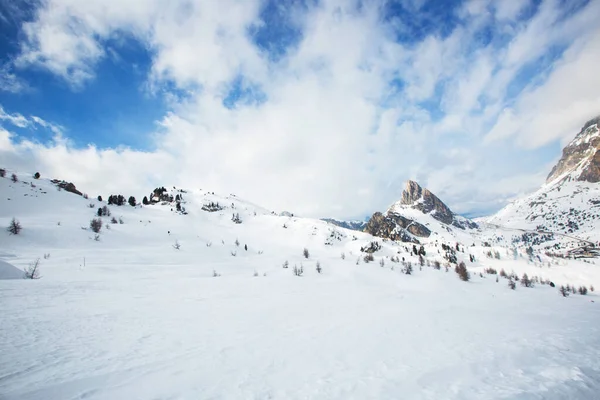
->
<box><xmin>11</xmin><ymin>173</ymin><xmax>17</xmax><ymax>183</ymax></box>
<box><xmin>173</xmin><ymin>240</ymin><xmax>181</xmax><ymax>250</ymax></box>
<box><xmin>33</xmin><ymin>172</ymin><xmax>40</xmax><ymax>179</ymax></box>
<box><xmin>293</xmin><ymin>264</ymin><xmax>304</xmax><ymax>276</ymax></box>
<box><xmin>7</xmin><ymin>218</ymin><xmax>22</xmax><ymax>235</ymax></box>
<box><xmin>508</xmin><ymin>279</ymin><xmax>516</xmax><ymax>290</ymax></box>
<box><xmin>24</xmin><ymin>258</ymin><xmax>41</xmax><ymax>279</ymax></box>
<box><xmin>303</xmin><ymin>248</ymin><xmax>310</xmax><ymax>259</ymax></box>
<box><xmin>559</xmin><ymin>285</ymin><xmax>569</xmax><ymax>297</ymax></box>
<box><xmin>0</xmin><ymin>168</ymin><xmax>5</xmax><ymax>177</ymax></box>
<box><xmin>316</xmin><ymin>261</ymin><xmax>322</xmax><ymax>273</ymax></box>
<box><xmin>90</xmin><ymin>218</ymin><xmax>102</xmax><ymax>233</ymax></box>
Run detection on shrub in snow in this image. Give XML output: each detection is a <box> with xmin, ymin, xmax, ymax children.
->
<box><xmin>43</xmin><ymin>253</ymin><xmax>50</xmax><ymax>259</ymax></box>
<box><xmin>206</xmin><ymin>241</ymin><xmax>212</xmax><ymax>247</ymax></box>
<box><xmin>11</xmin><ymin>173</ymin><xmax>18</xmax><ymax>183</ymax></box>
<box><xmin>24</xmin><ymin>258</ymin><xmax>41</xmax><ymax>279</ymax></box>
<box><xmin>341</xmin><ymin>252</ymin><xmax>346</xmax><ymax>260</ymax></box>
<box><xmin>283</xmin><ymin>260</ymin><xmax>289</xmax><ymax>269</ymax></box>
<box><xmin>213</xmin><ymin>270</ymin><xmax>220</xmax><ymax>277</ymax></box>
<box><xmin>520</xmin><ymin>273</ymin><xmax>533</xmax><ymax>288</ymax></box>
<box><xmin>33</xmin><ymin>172</ymin><xmax>40</xmax><ymax>179</ymax></box>
<box><xmin>484</xmin><ymin>268</ymin><xmax>497</xmax><ymax>275</ymax></box>
<box><xmin>173</xmin><ymin>240</ymin><xmax>181</xmax><ymax>250</ymax></box>
<box><xmin>230</xmin><ymin>251</ymin><xmax>236</xmax><ymax>257</ymax></box>
<box><xmin>128</xmin><ymin>196</ymin><xmax>136</xmax><ymax>207</ymax></box>
<box><xmin>591</xmin><ymin>285</ymin><xmax>595</xmax><ymax>292</ymax></box>
<box><xmin>316</xmin><ymin>261</ymin><xmax>322</xmax><ymax>274</ymax></box>
<box><xmin>111</xmin><ymin>217</ymin><xmax>118</xmax><ymax>224</ymax></box>
<box><xmin>293</xmin><ymin>264</ymin><xmax>304</xmax><ymax>276</ymax></box>
<box><xmin>578</xmin><ymin>286</ymin><xmax>588</xmax><ymax>295</ymax></box>
<box><xmin>253</xmin><ymin>270</ymin><xmax>259</xmax><ymax>277</ymax></box>
<box><xmin>0</xmin><ymin>168</ymin><xmax>5</xmax><ymax>177</ymax></box>
<box><xmin>97</xmin><ymin>195</ymin><xmax>102</xmax><ymax>202</ymax></box>
<box><xmin>235</xmin><ymin>239</ymin><xmax>240</xmax><ymax>247</ymax></box>
<box><xmin>403</xmin><ymin>262</ymin><xmax>413</xmax><ymax>275</ymax></box>
<box><xmin>7</xmin><ymin>218</ymin><xmax>22</xmax><ymax>235</ymax></box>
<box><xmin>363</xmin><ymin>253</ymin><xmax>374</xmax><ymax>263</ymax></box>
<box><xmin>303</xmin><ymin>248</ymin><xmax>310</xmax><ymax>259</ymax></box>
<box><xmin>356</xmin><ymin>257</ymin><xmax>360</xmax><ymax>265</ymax></box>
<box><xmin>559</xmin><ymin>285</ymin><xmax>569</xmax><ymax>297</ymax></box>
<box><xmin>90</xmin><ymin>218</ymin><xmax>102</xmax><ymax>233</ymax></box>
<box><xmin>499</xmin><ymin>269</ymin><xmax>507</xmax><ymax>278</ymax></box>
<box><xmin>455</xmin><ymin>262</ymin><xmax>470</xmax><ymax>281</ymax></box>
<box><xmin>88</xmin><ymin>203</ymin><xmax>96</xmax><ymax>208</ymax></box>
<box><xmin>433</xmin><ymin>260</ymin><xmax>441</xmax><ymax>270</ymax></box>
<box><xmin>360</xmin><ymin>241</ymin><xmax>382</xmax><ymax>253</ymax></box>
<box><xmin>119</xmin><ymin>217</ymin><xmax>124</xmax><ymax>224</ymax></box>
<box><xmin>83</xmin><ymin>193</ymin><xmax>89</xmax><ymax>199</ymax></box>
<box><xmin>418</xmin><ymin>255</ymin><xmax>425</xmax><ymax>267</ymax></box>
<box><xmin>94</xmin><ymin>234</ymin><xmax>100</xmax><ymax>241</ymax></box>
<box><xmin>508</xmin><ymin>278</ymin><xmax>516</xmax><ymax>290</ymax></box>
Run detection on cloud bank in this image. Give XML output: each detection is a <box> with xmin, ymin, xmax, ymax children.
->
<box><xmin>1</xmin><ymin>0</ymin><xmax>599</xmax><ymax>218</ymax></box>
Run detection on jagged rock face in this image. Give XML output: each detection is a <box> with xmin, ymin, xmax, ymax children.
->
<box><xmin>364</xmin><ymin>211</ymin><xmax>430</xmax><ymax>243</ymax></box>
<box><xmin>547</xmin><ymin>116</ymin><xmax>600</xmax><ymax>183</ymax></box>
<box><xmin>400</xmin><ymin>181</ymin><xmax>455</xmax><ymax>225</ymax></box>
<box><xmin>400</xmin><ymin>180</ymin><xmax>423</xmax><ymax>205</ymax></box>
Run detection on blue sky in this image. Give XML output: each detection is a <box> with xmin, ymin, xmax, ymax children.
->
<box><xmin>0</xmin><ymin>0</ymin><xmax>599</xmax><ymax>219</ymax></box>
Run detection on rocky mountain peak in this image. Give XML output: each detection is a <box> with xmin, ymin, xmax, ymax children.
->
<box><xmin>398</xmin><ymin>180</ymin><xmax>454</xmax><ymax>225</ymax></box>
<box><xmin>546</xmin><ymin>115</ymin><xmax>600</xmax><ymax>183</ymax></box>
<box><xmin>400</xmin><ymin>180</ymin><xmax>423</xmax><ymax>205</ymax></box>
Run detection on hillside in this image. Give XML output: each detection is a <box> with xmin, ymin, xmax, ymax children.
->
<box><xmin>488</xmin><ymin>116</ymin><xmax>600</xmax><ymax>249</ymax></box>
<box><xmin>1</xmin><ymin>169</ymin><xmax>600</xmax><ymax>399</ymax></box>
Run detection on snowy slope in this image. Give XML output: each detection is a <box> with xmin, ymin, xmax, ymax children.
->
<box><xmin>1</xmin><ymin>170</ymin><xmax>600</xmax><ymax>399</ymax></box>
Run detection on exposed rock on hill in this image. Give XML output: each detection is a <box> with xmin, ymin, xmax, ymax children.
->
<box><xmin>50</xmin><ymin>179</ymin><xmax>82</xmax><ymax>196</ymax></box>
<box><xmin>547</xmin><ymin>116</ymin><xmax>600</xmax><ymax>183</ymax></box>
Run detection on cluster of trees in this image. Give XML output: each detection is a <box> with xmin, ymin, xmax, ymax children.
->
<box><xmin>231</xmin><ymin>213</ymin><xmax>242</xmax><ymax>223</ymax></box>
<box><xmin>106</xmin><ymin>194</ymin><xmax>136</xmax><ymax>207</ymax></box>
<box><xmin>412</xmin><ymin>244</ymin><xmax>426</xmax><ymax>256</ymax></box>
<box><xmin>202</xmin><ymin>202</ymin><xmax>224</xmax><ymax>212</ymax></box>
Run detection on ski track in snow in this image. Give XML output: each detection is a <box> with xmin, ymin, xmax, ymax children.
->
<box><xmin>1</xmin><ymin>172</ymin><xmax>600</xmax><ymax>399</ymax></box>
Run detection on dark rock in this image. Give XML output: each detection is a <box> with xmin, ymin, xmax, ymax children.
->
<box><xmin>364</xmin><ymin>211</ymin><xmax>428</xmax><ymax>243</ymax></box>
<box><xmin>50</xmin><ymin>179</ymin><xmax>82</xmax><ymax>196</ymax></box>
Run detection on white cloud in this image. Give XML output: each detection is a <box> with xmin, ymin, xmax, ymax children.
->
<box><xmin>0</xmin><ymin>105</ymin><xmax>29</xmax><ymax>128</ymax></box>
<box><xmin>4</xmin><ymin>0</ymin><xmax>600</xmax><ymax>218</ymax></box>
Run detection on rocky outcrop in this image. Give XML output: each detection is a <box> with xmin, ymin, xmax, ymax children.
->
<box><xmin>51</xmin><ymin>179</ymin><xmax>82</xmax><ymax>196</ymax></box>
<box><xmin>364</xmin><ymin>212</ymin><xmax>427</xmax><ymax>243</ymax></box>
<box><xmin>547</xmin><ymin>116</ymin><xmax>600</xmax><ymax>183</ymax></box>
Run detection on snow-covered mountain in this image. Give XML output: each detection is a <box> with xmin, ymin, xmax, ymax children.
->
<box><xmin>364</xmin><ymin>180</ymin><xmax>478</xmax><ymax>243</ymax></box>
<box><xmin>2</xmin><ymin>168</ymin><xmax>600</xmax><ymax>399</ymax></box>
<box><xmin>488</xmin><ymin>115</ymin><xmax>600</xmax><ymax>246</ymax></box>
<box><xmin>321</xmin><ymin>218</ymin><xmax>367</xmax><ymax>231</ymax></box>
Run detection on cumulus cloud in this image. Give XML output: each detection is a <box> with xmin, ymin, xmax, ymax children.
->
<box><xmin>2</xmin><ymin>0</ymin><xmax>600</xmax><ymax>218</ymax></box>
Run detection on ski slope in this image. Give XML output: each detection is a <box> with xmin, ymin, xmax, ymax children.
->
<box><xmin>1</xmin><ymin>170</ymin><xmax>600</xmax><ymax>399</ymax></box>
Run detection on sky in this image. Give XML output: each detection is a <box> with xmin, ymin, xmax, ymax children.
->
<box><xmin>0</xmin><ymin>0</ymin><xmax>599</xmax><ymax>220</ymax></box>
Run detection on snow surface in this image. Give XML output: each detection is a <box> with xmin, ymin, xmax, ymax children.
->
<box><xmin>1</xmin><ymin>171</ymin><xmax>600</xmax><ymax>399</ymax></box>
